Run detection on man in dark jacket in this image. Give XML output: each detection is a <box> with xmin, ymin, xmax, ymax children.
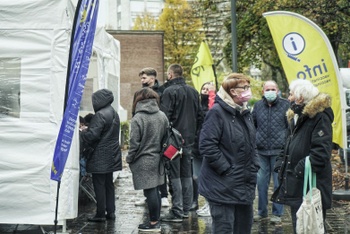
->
<box><xmin>81</xmin><ymin>89</ymin><xmax>122</xmax><ymax>222</ymax></box>
<box><xmin>160</xmin><ymin>64</ymin><xmax>203</xmax><ymax>222</ymax></box>
<box><xmin>252</xmin><ymin>80</ymin><xmax>289</xmax><ymax>224</ymax></box>
<box><xmin>139</xmin><ymin>67</ymin><xmax>162</xmax><ymax>96</ymax></box>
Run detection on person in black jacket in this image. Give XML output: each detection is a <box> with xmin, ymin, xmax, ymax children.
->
<box><xmin>139</xmin><ymin>67</ymin><xmax>162</xmax><ymax>96</ymax></box>
<box><xmin>271</xmin><ymin>79</ymin><xmax>333</xmax><ymax>233</ymax></box>
<box><xmin>160</xmin><ymin>64</ymin><xmax>203</xmax><ymax>222</ymax></box>
<box><xmin>192</xmin><ymin>82</ymin><xmax>216</xmax><ymax>217</ymax></box>
<box><xmin>252</xmin><ymin>80</ymin><xmax>289</xmax><ymax>224</ymax></box>
<box><xmin>199</xmin><ymin>73</ymin><xmax>259</xmax><ymax>233</ymax></box>
<box><xmin>81</xmin><ymin>89</ymin><xmax>122</xmax><ymax>222</ymax></box>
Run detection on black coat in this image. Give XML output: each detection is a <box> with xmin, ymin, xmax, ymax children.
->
<box><xmin>160</xmin><ymin>77</ymin><xmax>203</xmax><ymax>146</ymax></box>
<box><xmin>272</xmin><ymin>93</ymin><xmax>333</xmax><ymax>209</ymax></box>
<box><xmin>151</xmin><ymin>79</ymin><xmax>163</xmax><ymax>97</ymax></box>
<box><xmin>198</xmin><ymin>94</ymin><xmax>259</xmax><ymax>205</ymax></box>
<box><xmin>81</xmin><ymin>89</ymin><xmax>122</xmax><ymax>173</ymax></box>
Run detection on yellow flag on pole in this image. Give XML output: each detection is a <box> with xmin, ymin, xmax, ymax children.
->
<box><xmin>191</xmin><ymin>41</ymin><xmax>216</xmax><ymax>92</ymax></box>
<box><xmin>263</xmin><ymin>11</ymin><xmax>346</xmax><ymax>148</ymax></box>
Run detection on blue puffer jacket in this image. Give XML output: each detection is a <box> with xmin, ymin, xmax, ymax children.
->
<box><xmin>81</xmin><ymin>89</ymin><xmax>122</xmax><ymax>173</ymax></box>
<box><xmin>252</xmin><ymin>96</ymin><xmax>289</xmax><ymax>156</ymax></box>
<box><xmin>198</xmin><ymin>95</ymin><xmax>259</xmax><ymax>205</ymax></box>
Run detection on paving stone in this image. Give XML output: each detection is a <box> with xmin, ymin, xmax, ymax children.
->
<box><xmin>1</xmin><ymin>151</ymin><xmax>350</xmax><ymax>233</ymax></box>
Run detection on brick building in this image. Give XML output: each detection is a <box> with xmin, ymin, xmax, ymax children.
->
<box><xmin>108</xmin><ymin>30</ymin><xmax>165</xmax><ymax>120</ymax></box>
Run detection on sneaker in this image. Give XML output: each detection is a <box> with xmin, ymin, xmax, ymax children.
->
<box><xmin>196</xmin><ymin>203</ymin><xmax>209</xmax><ymax>213</ymax></box>
<box><xmin>270</xmin><ymin>215</ymin><xmax>282</xmax><ymax>224</ymax></box>
<box><xmin>196</xmin><ymin>205</ymin><xmax>211</xmax><ymax>217</ymax></box>
<box><xmin>161</xmin><ymin>211</ymin><xmax>183</xmax><ymax>223</ymax></box>
<box><xmin>182</xmin><ymin>211</ymin><xmax>189</xmax><ymax>218</ymax></box>
<box><xmin>138</xmin><ymin>222</ymin><xmax>161</xmax><ymax>232</ymax></box>
<box><xmin>253</xmin><ymin>214</ymin><xmax>268</xmax><ymax>222</ymax></box>
<box><xmin>135</xmin><ymin>199</ymin><xmax>146</xmax><ymax>206</ymax></box>
<box><xmin>161</xmin><ymin>197</ymin><xmax>170</xmax><ymax>207</ymax></box>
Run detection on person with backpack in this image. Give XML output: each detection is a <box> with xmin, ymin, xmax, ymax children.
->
<box><xmin>160</xmin><ymin>64</ymin><xmax>203</xmax><ymax>222</ymax></box>
<box><xmin>126</xmin><ymin>88</ymin><xmax>169</xmax><ymax>232</ymax></box>
<box><xmin>135</xmin><ymin>67</ymin><xmax>170</xmax><ymax>208</ymax></box>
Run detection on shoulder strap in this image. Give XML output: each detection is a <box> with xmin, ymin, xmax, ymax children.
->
<box><xmin>303</xmin><ymin>156</ymin><xmax>317</xmax><ymax>199</ymax></box>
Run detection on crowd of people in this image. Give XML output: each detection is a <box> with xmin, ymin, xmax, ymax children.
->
<box><xmin>79</xmin><ymin>64</ymin><xmax>334</xmax><ymax>234</ymax></box>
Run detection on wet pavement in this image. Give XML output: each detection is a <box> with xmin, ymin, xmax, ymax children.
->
<box><xmin>2</xmin><ymin>150</ymin><xmax>350</xmax><ymax>233</ymax></box>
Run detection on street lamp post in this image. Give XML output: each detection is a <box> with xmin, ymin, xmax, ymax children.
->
<box><xmin>231</xmin><ymin>0</ymin><xmax>237</xmax><ymax>72</ymax></box>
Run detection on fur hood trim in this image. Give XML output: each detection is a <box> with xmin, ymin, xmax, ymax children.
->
<box><xmin>287</xmin><ymin>93</ymin><xmax>331</xmax><ymax>121</ymax></box>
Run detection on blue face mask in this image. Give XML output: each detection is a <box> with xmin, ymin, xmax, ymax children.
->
<box><xmin>264</xmin><ymin>91</ymin><xmax>277</xmax><ymax>102</ymax></box>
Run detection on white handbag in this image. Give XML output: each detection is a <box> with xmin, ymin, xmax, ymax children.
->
<box><xmin>296</xmin><ymin>156</ymin><xmax>325</xmax><ymax>234</ymax></box>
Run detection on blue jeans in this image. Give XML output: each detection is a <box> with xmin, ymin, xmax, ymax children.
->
<box><xmin>257</xmin><ymin>155</ymin><xmax>283</xmax><ymax>217</ymax></box>
<box><xmin>209</xmin><ymin>201</ymin><xmax>253</xmax><ymax>233</ymax></box>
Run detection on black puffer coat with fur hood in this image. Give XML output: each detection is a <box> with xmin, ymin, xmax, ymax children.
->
<box><xmin>272</xmin><ymin>93</ymin><xmax>333</xmax><ymax>209</ymax></box>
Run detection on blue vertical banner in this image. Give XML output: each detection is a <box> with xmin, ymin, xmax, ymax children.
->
<box><xmin>51</xmin><ymin>0</ymin><xmax>99</xmax><ymax>181</ymax></box>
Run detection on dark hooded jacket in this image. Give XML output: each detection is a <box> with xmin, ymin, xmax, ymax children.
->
<box><xmin>198</xmin><ymin>91</ymin><xmax>259</xmax><ymax>205</ymax></box>
<box><xmin>272</xmin><ymin>93</ymin><xmax>333</xmax><ymax>209</ymax></box>
<box><xmin>81</xmin><ymin>89</ymin><xmax>122</xmax><ymax>173</ymax></box>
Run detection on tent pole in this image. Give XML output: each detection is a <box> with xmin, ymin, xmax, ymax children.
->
<box><xmin>54</xmin><ymin>181</ymin><xmax>61</xmax><ymax>234</ymax></box>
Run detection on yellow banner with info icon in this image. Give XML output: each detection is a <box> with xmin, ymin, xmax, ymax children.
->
<box><xmin>263</xmin><ymin>11</ymin><xmax>346</xmax><ymax>148</ymax></box>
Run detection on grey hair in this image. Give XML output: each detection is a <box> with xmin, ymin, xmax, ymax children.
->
<box><xmin>289</xmin><ymin>79</ymin><xmax>319</xmax><ymax>104</ymax></box>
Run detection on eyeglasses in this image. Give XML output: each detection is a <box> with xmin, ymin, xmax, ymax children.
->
<box><xmin>235</xmin><ymin>85</ymin><xmax>251</xmax><ymax>91</ymax></box>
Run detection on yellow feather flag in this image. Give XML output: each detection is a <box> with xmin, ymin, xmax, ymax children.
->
<box><xmin>191</xmin><ymin>41</ymin><xmax>216</xmax><ymax>92</ymax></box>
<box><xmin>263</xmin><ymin>11</ymin><xmax>347</xmax><ymax>148</ymax></box>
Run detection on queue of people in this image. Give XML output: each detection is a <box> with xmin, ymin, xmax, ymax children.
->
<box><xmin>79</xmin><ymin>65</ymin><xmax>333</xmax><ymax>234</ymax></box>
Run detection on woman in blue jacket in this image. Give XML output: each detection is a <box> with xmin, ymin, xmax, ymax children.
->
<box><xmin>199</xmin><ymin>73</ymin><xmax>259</xmax><ymax>233</ymax></box>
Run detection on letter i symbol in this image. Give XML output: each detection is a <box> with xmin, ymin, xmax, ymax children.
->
<box><xmin>290</xmin><ymin>37</ymin><xmax>297</xmax><ymax>51</ymax></box>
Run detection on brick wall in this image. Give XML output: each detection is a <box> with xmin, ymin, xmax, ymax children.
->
<box><xmin>108</xmin><ymin>30</ymin><xmax>164</xmax><ymax>120</ymax></box>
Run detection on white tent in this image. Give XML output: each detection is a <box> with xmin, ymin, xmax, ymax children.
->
<box><xmin>0</xmin><ymin>0</ymin><xmax>120</xmax><ymax>225</ymax></box>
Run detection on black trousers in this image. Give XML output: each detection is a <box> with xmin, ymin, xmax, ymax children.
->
<box><xmin>158</xmin><ymin>174</ymin><xmax>168</xmax><ymax>198</ymax></box>
<box><xmin>209</xmin><ymin>201</ymin><xmax>253</xmax><ymax>233</ymax></box>
<box><xmin>92</xmin><ymin>172</ymin><xmax>116</xmax><ymax>217</ymax></box>
<box><xmin>144</xmin><ymin>187</ymin><xmax>161</xmax><ymax>222</ymax></box>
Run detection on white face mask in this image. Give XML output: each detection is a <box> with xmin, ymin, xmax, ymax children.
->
<box><xmin>264</xmin><ymin>91</ymin><xmax>277</xmax><ymax>102</ymax></box>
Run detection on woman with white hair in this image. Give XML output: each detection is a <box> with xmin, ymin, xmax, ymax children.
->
<box><xmin>271</xmin><ymin>79</ymin><xmax>333</xmax><ymax>233</ymax></box>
